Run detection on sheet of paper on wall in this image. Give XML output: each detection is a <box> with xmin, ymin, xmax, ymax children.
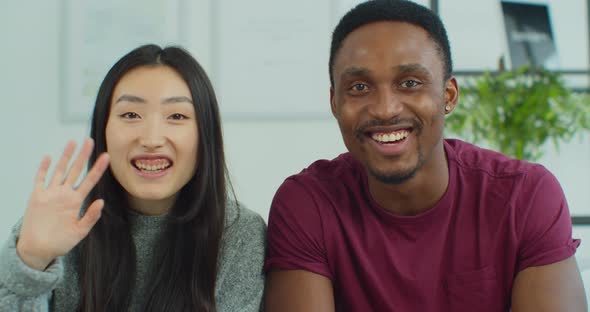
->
<box><xmin>61</xmin><ymin>0</ymin><xmax>185</xmax><ymax>122</ymax></box>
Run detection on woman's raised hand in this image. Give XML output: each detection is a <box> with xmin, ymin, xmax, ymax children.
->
<box><xmin>16</xmin><ymin>138</ymin><xmax>110</xmax><ymax>271</ymax></box>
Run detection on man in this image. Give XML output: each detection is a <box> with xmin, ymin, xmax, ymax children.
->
<box><xmin>264</xmin><ymin>0</ymin><xmax>587</xmax><ymax>311</ymax></box>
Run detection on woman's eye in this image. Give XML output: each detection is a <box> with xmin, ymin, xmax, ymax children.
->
<box><xmin>169</xmin><ymin>113</ymin><xmax>188</xmax><ymax>120</ymax></box>
<box><xmin>400</xmin><ymin>80</ymin><xmax>421</xmax><ymax>88</ymax></box>
<box><xmin>120</xmin><ymin>112</ymin><xmax>140</xmax><ymax>119</ymax></box>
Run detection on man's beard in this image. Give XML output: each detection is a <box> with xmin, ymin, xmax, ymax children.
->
<box><xmin>353</xmin><ymin>115</ymin><xmax>429</xmax><ymax>184</ymax></box>
<box><xmin>368</xmin><ymin>148</ymin><xmax>425</xmax><ymax>185</ymax></box>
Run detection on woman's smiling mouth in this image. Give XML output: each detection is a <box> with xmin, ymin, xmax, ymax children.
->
<box><xmin>131</xmin><ymin>156</ymin><xmax>173</xmax><ymax>178</ymax></box>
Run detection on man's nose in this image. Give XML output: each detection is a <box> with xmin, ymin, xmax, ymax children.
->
<box><xmin>368</xmin><ymin>87</ymin><xmax>403</xmax><ymax>120</ymax></box>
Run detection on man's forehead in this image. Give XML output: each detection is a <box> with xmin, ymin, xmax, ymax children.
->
<box><xmin>333</xmin><ymin>21</ymin><xmax>443</xmax><ymax>79</ymax></box>
<box><xmin>342</xmin><ymin>21</ymin><xmax>431</xmax><ymax>48</ymax></box>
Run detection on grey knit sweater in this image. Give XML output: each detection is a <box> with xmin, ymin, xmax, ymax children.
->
<box><xmin>0</xmin><ymin>202</ymin><xmax>266</xmax><ymax>311</ymax></box>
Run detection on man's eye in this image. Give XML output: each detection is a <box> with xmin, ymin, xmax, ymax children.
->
<box><xmin>169</xmin><ymin>113</ymin><xmax>188</xmax><ymax>120</ymax></box>
<box><xmin>400</xmin><ymin>80</ymin><xmax>421</xmax><ymax>88</ymax></box>
<box><xmin>351</xmin><ymin>83</ymin><xmax>369</xmax><ymax>92</ymax></box>
<box><xmin>120</xmin><ymin>112</ymin><xmax>140</xmax><ymax>119</ymax></box>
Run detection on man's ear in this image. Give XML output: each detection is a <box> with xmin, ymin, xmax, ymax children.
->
<box><xmin>330</xmin><ymin>86</ymin><xmax>337</xmax><ymax>118</ymax></box>
<box><xmin>444</xmin><ymin>77</ymin><xmax>459</xmax><ymax>114</ymax></box>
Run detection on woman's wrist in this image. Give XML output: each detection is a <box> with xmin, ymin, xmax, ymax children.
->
<box><xmin>15</xmin><ymin>239</ymin><xmax>54</xmax><ymax>271</ymax></box>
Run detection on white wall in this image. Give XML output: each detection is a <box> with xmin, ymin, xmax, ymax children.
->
<box><xmin>441</xmin><ymin>0</ymin><xmax>590</xmax><ymax>277</ymax></box>
<box><xmin>441</xmin><ymin>0</ymin><xmax>589</xmax><ymax>71</ymax></box>
<box><xmin>1</xmin><ymin>1</ymin><xmax>588</xmax><ymax>272</ymax></box>
<box><xmin>0</xmin><ymin>2</ymin><xmax>89</xmax><ymax>238</ymax></box>
<box><xmin>0</xmin><ymin>1</ymin><xmax>347</xmax><ymax>240</ymax></box>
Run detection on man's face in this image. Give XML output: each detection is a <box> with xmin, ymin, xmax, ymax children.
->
<box><xmin>330</xmin><ymin>21</ymin><xmax>457</xmax><ymax>184</ymax></box>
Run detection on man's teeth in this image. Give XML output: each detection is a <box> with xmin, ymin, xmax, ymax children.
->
<box><xmin>134</xmin><ymin>160</ymin><xmax>171</xmax><ymax>171</ymax></box>
<box><xmin>371</xmin><ymin>130</ymin><xmax>409</xmax><ymax>143</ymax></box>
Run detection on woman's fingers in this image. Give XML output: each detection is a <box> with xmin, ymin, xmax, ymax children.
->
<box><xmin>21</xmin><ymin>142</ymin><xmax>109</xmax><ymax>264</ymax></box>
<box><xmin>76</xmin><ymin>153</ymin><xmax>110</xmax><ymax>197</ymax></box>
<box><xmin>77</xmin><ymin>199</ymin><xmax>104</xmax><ymax>236</ymax></box>
<box><xmin>63</xmin><ymin>139</ymin><xmax>94</xmax><ymax>186</ymax></box>
<box><xmin>48</xmin><ymin>140</ymin><xmax>77</xmax><ymax>188</ymax></box>
<box><xmin>34</xmin><ymin>155</ymin><xmax>51</xmax><ymax>189</ymax></box>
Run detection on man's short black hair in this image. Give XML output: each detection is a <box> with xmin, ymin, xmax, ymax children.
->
<box><xmin>329</xmin><ymin>0</ymin><xmax>453</xmax><ymax>86</ymax></box>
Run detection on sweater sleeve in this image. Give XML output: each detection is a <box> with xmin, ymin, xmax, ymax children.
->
<box><xmin>216</xmin><ymin>204</ymin><xmax>266</xmax><ymax>312</ymax></box>
<box><xmin>0</xmin><ymin>221</ymin><xmax>63</xmax><ymax>311</ymax></box>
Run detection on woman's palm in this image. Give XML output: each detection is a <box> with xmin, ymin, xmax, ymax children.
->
<box><xmin>17</xmin><ymin>139</ymin><xmax>110</xmax><ymax>270</ymax></box>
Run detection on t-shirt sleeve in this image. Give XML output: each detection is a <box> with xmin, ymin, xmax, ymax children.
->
<box><xmin>264</xmin><ymin>177</ymin><xmax>333</xmax><ymax>280</ymax></box>
<box><xmin>516</xmin><ymin>167</ymin><xmax>580</xmax><ymax>272</ymax></box>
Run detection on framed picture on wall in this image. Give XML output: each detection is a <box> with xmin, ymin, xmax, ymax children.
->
<box><xmin>501</xmin><ymin>1</ymin><xmax>559</xmax><ymax>69</ymax></box>
<box><xmin>60</xmin><ymin>0</ymin><xmax>187</xmax><ymax>122</ymax></box>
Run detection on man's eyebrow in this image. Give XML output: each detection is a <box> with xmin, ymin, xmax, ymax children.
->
<box><xmin>115</xmin><ymin>94</ymin><xmax>146</xmax><ymax>104</ymax></box>
<box><xmin>341</xmin><ymin>67</ymin><xmax>372</xmax><ymax>78</ymax></box>
<box><xmin>340</xmin><ymin>64</ymin><xmax>432</xmax><ymax>79</ymax></box>
<box><xmin>161</xmin><ymin>96</ymin><xmax>193</xmax><ymax>104</ymax></box>
<box><xmin>396</xmin><ymin>64</ymin><xmax>432</xmax><ymax>78</ymax></box>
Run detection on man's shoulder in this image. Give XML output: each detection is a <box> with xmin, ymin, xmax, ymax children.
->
<box><xmin>288</xmin><ymin>152</ymin><xmax>359</xmax><ymax>184</ymax></box>
<box><xmin>272</xmin><ymin>152</ymin><xmax>362</xmax><ymax>208</ymax></box>
<box><xmin>446</xmin><ymin>139</ymin><xmax>548</xmax><ymax>179</ymax></box>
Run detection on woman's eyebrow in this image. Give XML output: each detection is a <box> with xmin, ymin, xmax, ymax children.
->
<box><xmin>161</xmin><ymin>96</ymin><xmax>193</xmax><ymax>104</ymax></box>
<box><xmin>115</xmin><ymin>94</ymin><xmax>146</xmax><ymax>104</ymax></box>
<box><xmin>114</xmin><ymin>95</ymin><xmax>193</xmax><ymax>105</ymax></box>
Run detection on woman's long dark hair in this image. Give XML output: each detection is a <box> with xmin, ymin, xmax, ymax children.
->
<box><xmin>78</xmin><ymin>44</ymin><xmax>227</xmax><ymax>311</ymax></box>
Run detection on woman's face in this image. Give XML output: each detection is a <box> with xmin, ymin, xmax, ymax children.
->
<box><xmin>105</xmin><ymin>65</ymin><xmax>198</xmax><ymax>214</ymax></box>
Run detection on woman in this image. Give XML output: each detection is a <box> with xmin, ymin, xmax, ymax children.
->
<box><xmin>0</xmin><ymin>44</ymin><xmax>266</xmax><ymax>311</ymax></box>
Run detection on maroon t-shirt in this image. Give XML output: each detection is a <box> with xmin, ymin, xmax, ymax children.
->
<box><xmin>265</xmin><ymin>139</ymin><xmax>580</xmax><ymax>311</ymax></box>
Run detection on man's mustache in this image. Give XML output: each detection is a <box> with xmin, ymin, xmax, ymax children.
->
<box><xmin>355</xmin><ymin>116</ymin><xmax>423</xmax><ymax>140</ymax></box>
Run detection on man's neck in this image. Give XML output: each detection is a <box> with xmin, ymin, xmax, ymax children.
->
<box><xmin>367</xmin><ymin>144</ymin><xmax>449</xmax><ymax>216</ymax></box>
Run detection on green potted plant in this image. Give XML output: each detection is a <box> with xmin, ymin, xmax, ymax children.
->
<box><xmin>446</xmin><ymin>65</ymin><xmax>590</xmax><ymax>161</ymax></box>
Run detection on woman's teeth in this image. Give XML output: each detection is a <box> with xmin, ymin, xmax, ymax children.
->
<box><xmin>134</xmin><ymin>159</ymin><xmax>171</xmax><ymax>171</ymax></box>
